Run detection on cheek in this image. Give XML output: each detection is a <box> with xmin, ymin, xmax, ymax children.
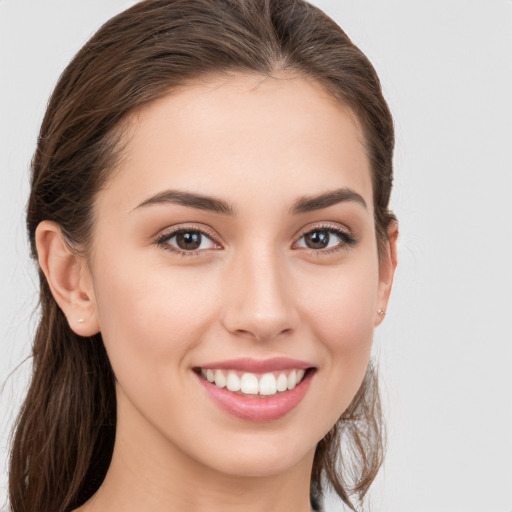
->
<box><xmin>89</xmin><ymin>255</ymin><xmax>225</xmax><ymax>444</ymax></box>
<box><xmin>90</xmin><ymin>252</ymin><xmax>219</xmax><ymax>378</ymax></box>
<box><xmin>303</xmin><ymin>259</ymin><xmax>378</xmax><ymax>346</ymax></box>
<box><xmin>298</xmin><ymin>261</ymin><xmax>378</xmax><ymax>408</ymax></box>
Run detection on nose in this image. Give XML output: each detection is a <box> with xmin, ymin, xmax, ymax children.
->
<box><xmin>220</xmin><ymin>249</ymin><xmax>299</xmax><ymax>342</ymax></box>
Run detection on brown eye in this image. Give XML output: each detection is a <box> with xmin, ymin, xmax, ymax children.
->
<box><xmin>304</xmin><ymin>231</ymin><xmax>330</xmax><ymax>249</ymax></box>
<box><xmin>175</xmin><ymin>231</ymin><xmax>202</xmax><ymax>250</ymax></box>
<box><xmin>295</xmin><ymin>226</ymin><xmax>357</xmax><ymax>253</ymax></box>
<box><xmin>157</xmin><ymin>228</ymin><xmax>218</xmax><ymax>254</ymax></box>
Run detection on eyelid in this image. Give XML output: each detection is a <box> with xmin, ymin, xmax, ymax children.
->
<box><xmin>154</xmin><ymin>223</ymin><xmax>223</xmax><ymax>254</ymax></box>
<box><xmin>294</xmin><ymin>221</ymin><xmax>353</xmax><ymax>240</ymax></box>
<box><xmin>292</xmin><ymin>221</ymin><xmax>357</xmax><ymax>253</ymax></box>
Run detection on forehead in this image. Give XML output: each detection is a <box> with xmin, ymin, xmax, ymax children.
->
<box><xmin>100</xmin><ymin>73</ymin><xmax>373</xmax><ymax>214</ymax></box>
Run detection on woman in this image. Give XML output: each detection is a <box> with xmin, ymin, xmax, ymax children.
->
<box><xmin>9</xmin><ymin>1</ymin><xmax>397</xmax><ymax>511</ymax></box>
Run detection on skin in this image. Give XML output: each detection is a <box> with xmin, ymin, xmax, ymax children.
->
<box><xmin>36</xmin><ymin>73</ymin><xmax>397</xmax><ymax>512</ymax></box>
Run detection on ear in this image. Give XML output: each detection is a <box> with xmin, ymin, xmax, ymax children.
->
<box><xmin>35</xmin><ymin>220</ymin><xmax>100</xmax><ymax>336</ymax></box>
<box><xmin>375</xmin><ymin>220</ymin><xmax>398</xmax><ymax>326</ymax></box>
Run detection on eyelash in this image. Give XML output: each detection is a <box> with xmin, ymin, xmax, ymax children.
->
<box><xmin>295</xmin><ymin>223</ymin><xmax>357</xmax><ymax>255</ymax></box>
<box><xmin>154</xmin><ymin>223</ymin><xmax>357</xmax><ymax>257</ymax></box>
<box><xmin>154</xmin><ymin>225</ymin><xmax>220</xmax><ymax>257</ymax></box>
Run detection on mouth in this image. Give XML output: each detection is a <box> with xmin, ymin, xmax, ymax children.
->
<box><xmin>194</xmin><ymin>367</ymin><xmax>311</xmax><ymax>397</ymax></box>
<box><xmin>193</xmin><ymin>358</ymin><xmax>316</xmax><ymax>421</ymax></box>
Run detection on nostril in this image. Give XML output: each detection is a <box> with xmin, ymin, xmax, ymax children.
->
<box><xmin>220</xmin><ymin>283</ymin><xmax>300</xmax><ymax>340</ymax></box>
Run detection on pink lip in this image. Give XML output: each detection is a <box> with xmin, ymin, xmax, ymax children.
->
<box><xmin>195</xmin><ymin>368</ymin><xmax>315</xmax><ymax>422</ymax></box>
<box><xmin>198</xmin><ymin>357</ymin><xmax>313</xmax><ymax>373</ymax></box>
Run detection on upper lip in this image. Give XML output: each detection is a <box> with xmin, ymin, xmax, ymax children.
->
<box><xmin>197</xmin><ymin>357</ymin><xmax>314</xmax><ymax>373</ymax></box>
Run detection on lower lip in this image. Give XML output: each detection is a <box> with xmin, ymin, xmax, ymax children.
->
<box><xmin>196</xmin><ymin>370</ymin><xmax>314</xmax><ymax>422</ymax></box>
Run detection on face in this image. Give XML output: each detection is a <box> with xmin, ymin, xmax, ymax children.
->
<box><xmin>85</xmin><ymin>74</ymin><xmax>392</xmax><ymax>479</ymax></box>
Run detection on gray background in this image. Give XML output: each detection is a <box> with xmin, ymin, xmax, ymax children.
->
<box><xmin>1</xmin><ymin>1</ymin><xmax>511</xmax><ymax>510</ymax></box>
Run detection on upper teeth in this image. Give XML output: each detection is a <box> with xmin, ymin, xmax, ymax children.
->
<box><xmin>201</xmin><ymin>368</ymin><xmax>306</xmax><ymax>395</ymax></box>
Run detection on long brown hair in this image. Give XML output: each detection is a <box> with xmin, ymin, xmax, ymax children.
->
<box><xmin>9</xmin><ymin>1</ymin><xmax>395</xmax><ymax>511</ymax></box>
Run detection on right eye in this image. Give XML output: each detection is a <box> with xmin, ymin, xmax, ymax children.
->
<box><xmin>156</xmin><ymin>228</ymin><xmax>220</xmax><ymax>256</ymax></box>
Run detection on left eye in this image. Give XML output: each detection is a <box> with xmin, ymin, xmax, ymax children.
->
<box><xmin>295</xmin><ymin>229</ymin><xmax>349</xmax><ymax>250</ymax></box>
<box><xmin>161</xmin><ymin>230</ymin><xmax>218</xmax><ymax>252</ymax></box>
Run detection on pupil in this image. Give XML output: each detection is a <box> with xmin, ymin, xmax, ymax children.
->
<box><xmin>306</xmin><ymin>231</ymin><xmax>329</xmax><ymax>249</ymax></box>
<box><xmin>177</xmin><ymin>231</ymin><xmax>201</xmax><ymax>250</ymax></box>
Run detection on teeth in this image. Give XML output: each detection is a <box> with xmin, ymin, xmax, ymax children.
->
<box><xmin>276</xmin><ymin>373</ymin><xmax>288</xmax><ymax>392</ymax></box>
<box><xmin>240</xmin><ymin>373</ymin><xmax>259</xmax><ymax>394</ymax></box>
<box><xmin>259</xmin><ymin>373</ymin><xmax>277</xmax><ymax>395</ymax></box>
<box><xmin>214</xmin><ymin>369</ymin><xmax>226</xmax><ymax>388</ymax></box>
<box><xmin>226</xmin><ymin>372</ymin><xmax>241</xmax><ymax>392</ymax></box>
<box><xmin>287</xmin><ymin>370</ymin><xmax>297</xmax><ymax>390</ymax></box>
<box><xmin>201</xmin><ymin>368</ymin><xmax>308</xmax><ymax>395</ymax></box>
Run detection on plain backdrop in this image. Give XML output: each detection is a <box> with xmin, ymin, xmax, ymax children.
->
<box><xmin>1</xmin><ymin>1</ymin><xmax>511</xmax><ymax>511</ymax></box>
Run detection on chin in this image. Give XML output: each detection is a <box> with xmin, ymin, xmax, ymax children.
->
<box><xmin>188</xmin><ymin>428</ymin><xmax>318</xmax><ymax>479</ymax></box>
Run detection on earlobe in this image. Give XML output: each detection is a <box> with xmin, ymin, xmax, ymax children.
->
<box><xmin>375</xmin><ymin>220</ymin><xmax>398</xmax><ymax>326</ymax></box>
<box><xmin>35</xmin><ymin>221</ymin><xmax>100</xmax><ymax>336</ymax></box>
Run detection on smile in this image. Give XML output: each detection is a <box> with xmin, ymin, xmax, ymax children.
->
<box><xmin>199</xmin><ymin>368</ymin><xmax>307</xmax><ymax>396</ymax></box>
<box><xmin>194</xmin><ymin>358</ymin><xmax>316</xmax><ymax>421</ymax></box>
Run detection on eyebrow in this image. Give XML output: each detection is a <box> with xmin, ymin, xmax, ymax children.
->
<box><xmin>133</xmin><ymin>186</ymin><xmax>366</xmax><ymax>216</ymax></box>
<box><xmin>290</xmin><ymin>188</ymin><xmax>367</xmax><ymax>214</ymax></box>
<box><xmin>134</xmin><ymin>189</ymin><xmax>236</xmax><ymax>215</ymax></box>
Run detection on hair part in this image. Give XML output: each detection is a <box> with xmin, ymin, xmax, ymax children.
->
<box><xmin>11</xmin><ymin>1</ymin><xmax>394</xmax><ymax>511</ymax></box>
